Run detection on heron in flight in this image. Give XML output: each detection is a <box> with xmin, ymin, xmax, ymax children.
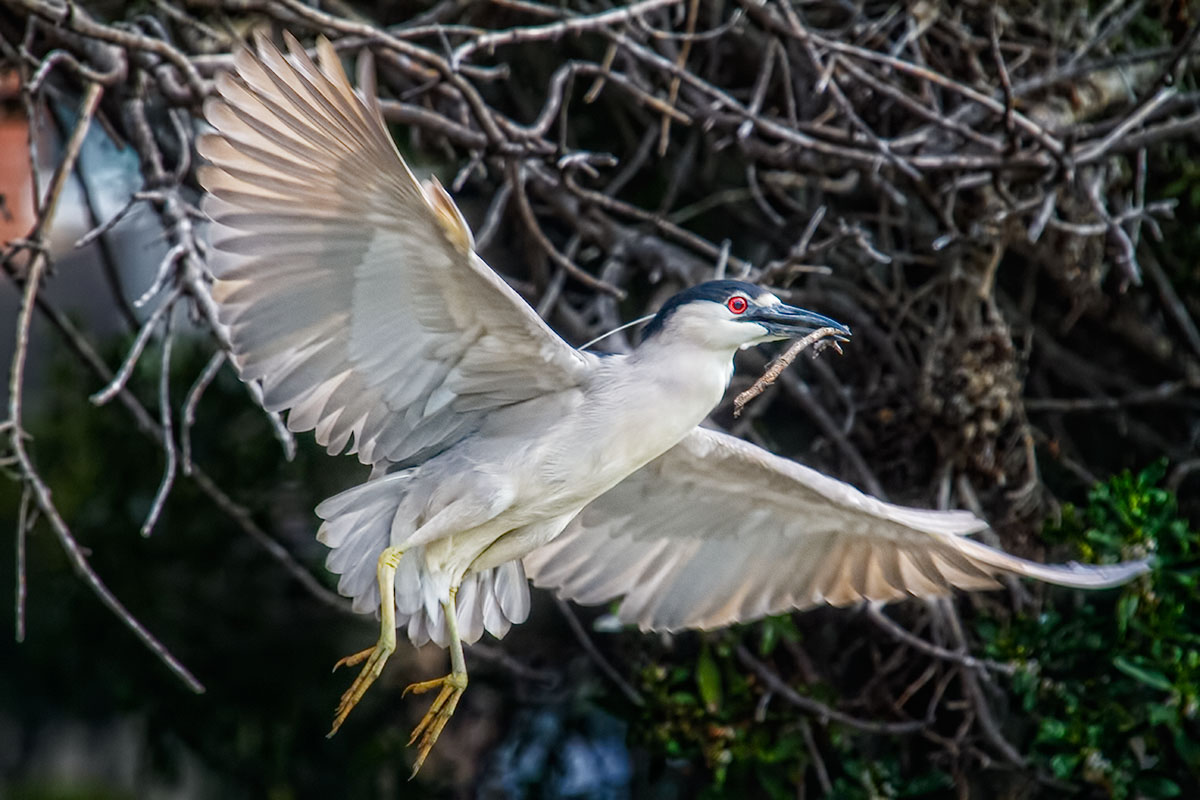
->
<box><xmin>198</xmin><ymin>34</ymin><xmax>1148</xmax><ymax>775</ymax></box>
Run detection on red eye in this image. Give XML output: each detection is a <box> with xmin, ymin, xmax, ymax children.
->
<box><xmin>727</xmin><ymin>296</ymin><xmax>748</xmax><ymax>314</ymax></box>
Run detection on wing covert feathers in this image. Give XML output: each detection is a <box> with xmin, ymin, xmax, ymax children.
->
<box><xmin>525</xmin><ymin>428</ymin><xmax>1149</xmax><ymax>632</ymax></box>
<box><xmin>423</xmin><ymin>177</ymin><xmax>475</xmax><ymax>254</ymax></box>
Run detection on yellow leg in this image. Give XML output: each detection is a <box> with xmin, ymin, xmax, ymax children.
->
<box><xmin>405</xmin><ymin>586</ymin><xmax>468</xmax><ymax>778</ymax></box>
<box><xmin>327</xmin><ymin>546</ymin><xmax>404</xmax><ymax>737</ymax></box>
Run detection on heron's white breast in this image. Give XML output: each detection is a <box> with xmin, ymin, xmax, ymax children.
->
<box><xmin>534</xmin><ymin>344</ymin><xmax>734</xmax><ymax>506</ymax></box>
<box><xmin>416</xmin><ymin>342</ymin><xmax>734</xmax><ymax>555</ymax></box>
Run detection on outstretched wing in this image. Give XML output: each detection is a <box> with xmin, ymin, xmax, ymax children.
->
<box><xmin>199</xmin><ymin>34</ymin><xmax>590</xmax><ymax>465</ymax></box>
<box><xmin>525</xmin><ymin>427</ymin><xmax>1147</xmax><ymax>631</ymax></box>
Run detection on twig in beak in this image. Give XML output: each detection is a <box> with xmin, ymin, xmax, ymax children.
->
<box><xmin>733</xmin><ymin>327</ymin><xmax>846</xmax><ymax>417</ymax></box>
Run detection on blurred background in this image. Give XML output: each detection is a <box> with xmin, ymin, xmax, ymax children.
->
<box><xmin>1</xmin><ymin>1</ymin><xmax>1198</xmax><ymax>797</ymax></box>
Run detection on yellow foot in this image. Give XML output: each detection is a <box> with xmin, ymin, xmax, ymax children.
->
<box><xmin>327</xmin><ymin>641</ymin><xmax>395</xmax><ymax>737</ymax></box>
<box><xmin>404</xmin><ymin>671</ymin><xmax>468</xmax><ymax>777</ymax></box>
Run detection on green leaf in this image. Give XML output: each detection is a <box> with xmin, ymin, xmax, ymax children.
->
<box><xmin>696</xmin><ymin>644</ymin><xmax>723</xmax><ymax>713</ymax></box>
<box><xmin>1163</xmin><ymin>177</ymin><xmax>1188</xmax><ymax>197</ymax></box>
<box><xmin>760</xmin><ymin>621</ymin><xmax>778</xmax><ymax>657</ymax></box>
<box><xmin>1148</xmin><ymin>702</ymin><xmax>1178</xmax><ymax>727</ymax></box>
<box><xmin>1050</xmin><ymin>753</ymin><xmax>1080</xmax><ymax>780</ymax></box>
<box><xmin>1112</xmin><ymin>656</ymin><xmax>1175</xmax><ymax>692</ymax></box>
<box><xmin>1117</xmin><ymin>593</ymin><xmax>1139</xmax><ymax>638</ymax></box>
<box><xmin>1038</xmin><ymin>717</ymin><xmax>1069</xmax><ymax>743</ymax></box>
<box><xmin>898</xmin><ymin>769</ymin><xmax>953</xmax><ymax>796</ymax></box>
<box><xmin>1136</xmin><ymin>775</ymin><xmax>1182</xmax><ymax>798</ymax></box>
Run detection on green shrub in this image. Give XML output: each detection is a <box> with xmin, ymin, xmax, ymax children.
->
<box><xmin>978</xmin><ymin>464</ymin><xmax>1200</xmax><ymax>798</ymax></box>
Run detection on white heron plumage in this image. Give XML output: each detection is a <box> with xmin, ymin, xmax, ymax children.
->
<box><xmin>198</xmin><ymin>32</ymin><xmax>1148</xmax><ymax>773</ymax></box>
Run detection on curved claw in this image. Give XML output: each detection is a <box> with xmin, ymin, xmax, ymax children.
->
<box><xmin>327</xmin><ymin>641</ymin><xmax>395</xmax><ymax>737</ymax></box>
<box><xmin>406</xmin><ymin>671</ymin><xmax>468</xmax><ymax>778</ymax></box>
<box><xmin>331</xmin><ymin>646</ymin><xmax>374</xmax><ymax>673</ymax></box>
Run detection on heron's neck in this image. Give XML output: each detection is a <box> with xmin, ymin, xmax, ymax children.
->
<box><xmin>565</xmin><ymin>336</ymin><xmax>736</xmax><ymax>489</ymax></box>
<box><xmin>628</xmin><ymin>332</ymin><xmax>737</xmax><ymax>417</ymax></box>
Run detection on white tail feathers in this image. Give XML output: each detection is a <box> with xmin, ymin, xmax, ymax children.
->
<box><xmin>405</xmin><ymin>560</ymin><xmax>531</xmax><ymax>648</ymax></box>
<box><xmin>315</xmin><ymin>474</ymin><xmax>531</xmax><ymax>647</ymax></box>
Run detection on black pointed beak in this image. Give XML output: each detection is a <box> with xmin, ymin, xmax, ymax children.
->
<box><xmin>746</xmin><ymin>304</ymin><xmax>852</xmax><ymax>340</ymax></box>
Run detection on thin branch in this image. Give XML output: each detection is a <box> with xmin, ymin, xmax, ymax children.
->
<box><xmin>936</xmin><ymin>600</ymin><xmax>1025</xmax><ymax>765</ymax></box>
<box><xmin>734</xmin><ymin>327</ymin><xmax>846</xmax><ymax>417</ymax></box>
<box><xmin>1025</xmin><ymin>380</ymin><xmax>1194</xmax><ymax>412</ymax></box>
<box><xmin>141</xmin><ymin>308</ymin><xmax>178</xmax><ymax>537</ymax></box>
<box><xmin>15</xmin><ymin>0</ymin><xmax>205</xmax><ymax>99</ymax></box>
<box><xmin>554</xmin><ymin>597</ymin><xmax>644</xmax><ymax>707</ymax></box>
<box><xmin>509</xmin><ymin>161</ymin><xmax>624</xmax><ymax>297</ymax></box>
<box><xmin>4</xmin><ymin>268</ymin><xmax>348</xmax><ymax>615</ymax></box>
<box><xmin>658</xmin><ymin>0</ymin><xmax>699</xmax><ymax>155</ymax></box>
<box><xmin>181</xmin><ymin>350</ymin><xmax>226</xmax><ymax>476</ymax></box>
<box><xmin>865</xmin><ymin>604</ymin><xmax>1017</xmax><ymax>675</ymax></box>
<box><xmin>4</xmin><ymin>82</ymin><xmax>204</xmax><ymax>692</ymax></box>
<box><xmin>451</xmin><ymin>0</ymin><xmax>683</xmax><ymax>69</ymax></box>
<box><xmin>736</xmin><ymin>645</ymin><xmax>925</xmax><ymax>734</ymax></box>
<box><xmin>15</xmin><ymin>486</ymin><xmax>32</xmax><ymax>643</ymax></box>
<box><xmin>88</xmin><ymin>289</ymin><xmax>180</xmax><ymax>406</ymax></box>
<box><xmin>468</xmin><ymin>641</ymin><xmax>560</xmax><ymax>685</ymax></box>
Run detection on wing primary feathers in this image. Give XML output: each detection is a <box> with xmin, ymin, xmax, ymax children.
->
<box><xmin>201</xmin><ymin>32</ymin><xmax>589</xmax><ymax>469</ymax></box>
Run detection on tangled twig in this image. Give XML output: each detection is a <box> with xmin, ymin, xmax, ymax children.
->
<box><xmin>733</xmin><ymin>326</ymin><xmax>846</xmax><ymax>417</ymax></box>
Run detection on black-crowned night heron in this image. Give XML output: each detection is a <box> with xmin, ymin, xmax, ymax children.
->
<box><xmin>198</xmin><ymin>34</ymin><xmax>1148</xmax><ymax>774</ymax></box>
